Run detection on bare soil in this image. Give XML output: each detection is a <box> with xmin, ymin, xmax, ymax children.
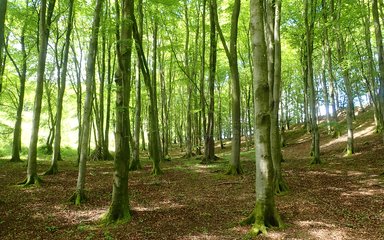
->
<box><xmin>1</xmin><ymin>118</ymin><xmax>383</xmax><ymax>239</ymax></box>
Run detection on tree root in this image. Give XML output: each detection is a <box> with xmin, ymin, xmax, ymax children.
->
<box><xmin>10</xmin><ymin>157</ymin><xmax>22</xmax><ymax>163</ymax></box>
<box><xmin>226</xmin><ymin>165</ymin><xmax>244</xmax><ymax>175</ymax></box>
<box><xmin>275</xmin><ymin>178</ymin><xmax>289</xmax><ymax>195</ymax></box>
<box><xmin>69</xmin><ymin>190</ymin><xmax>87</xmax><ymax>205</ymax></box>
<box><xmin>89</xmin><ymin>147</ymin><xmax>113</xmax><ymax>161</ymax></box>
<box><xmin>200</xmin><ymin>155</ymin><xmax>220</xmax><ymax>164</ymax></box>
<box><xmin>241</xmin><ymin>206</ymin><xmax>283</xmax><ymax>236</ymax></box>
<box><xmin>129</xmin><ymin>161</ymin><xmax>142</xmax><ymax>171</ymax></box>
<box><xmin>18</xmin><ymin>175</ymin><xmax>42</xmax><ymax>187</ymax></box>
<box><xmin>151</xmin><ymin>167</ymin><xmax>163</xmax><ymax>176</ymax></box>
<box><xmin>43</xmin><ymin>165</ymin><xmax>59</xmax><ymax>175</ymax></box>
<box><xmin>101</xmin><ymin>206</ymin><xmax>131</xmax><ymax>225</ymax></box>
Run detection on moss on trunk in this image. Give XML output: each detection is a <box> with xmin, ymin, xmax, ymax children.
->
<box><xmin>226</xmin><ymin>165</ymin><xmax>243</xmax><ymax>176</ymax></box>
<box><xmin>19</xmin><ymin>174</ymin><xmax>42</xmax><ymax>187</ymax></box>
<box><xmin>241</xmin><ymin>202</ymin><xmax>283</xmax><ymax>235</ymax></box>
<box><xmin>43</xmin><ymin>163</ymin><xmax>58</xmax><ymax>175</ymax></box>
<box><xmin>69</xmin><ymin>190</ymin><xmax>87</xmax><ymax>206</ymax></box>
<box><xmin>102</xmin><ymin>205</ymin><xmax>131</xmax><ymax>225</ymax></box>
<box><xmin>129</xmin><ymin>159</ymin><xmax>142</xmax><ymax>171</ymax></box>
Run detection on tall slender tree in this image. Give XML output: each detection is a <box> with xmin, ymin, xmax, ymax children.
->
<box><xmin>103</xmin><ymin>0</ymin><xmax>133</xmax><ymax>223</ymax></box>
<box><xmin>373</xmin><ymin>0</ymin><xmax>384</xmax><ymax>141</ymax></box>
<box><xmin>8</xmin><ymin>0</ymin><xmax>29</xmax><ymax>162</ymax></box>
<box><xmin>130</xmin><ymin>0</ymin><xmax>143</xmax><ymax>171</ymax></box>
<box><xmin>70</xmin><ymin>0</ymin><xmax>103</xmax><ymax>204</ymax></box>
<box><xmin>45</xmin><ymin>0</ymin><xmax>75</xmax><ymax>175</ymax></box>
<box><xmin>213</xmin><ymin>0</ymin><xmax>242</xmax><ymax>175</ymax></box>
<box><xmin>132</xmin><ymin>13</ymin><xmax>162</xmax><ymax>175</ymax></box>
<box><xmin>242</xmin><ymin>0</ymin><xmax>282</xmax><ymax>234</ymax></box>
<box><xmin>0</xmin><ymin>0</ymin><xmax>7</xmax><ymax>94</ymax></box>
<box><xmin>20</xmin><ymin>0</ymin><xmax>56</xmax><ymax>186</ymax></box>
<box><xmin>305</xmin><ymin>0</ymin><xmax>320</xmax><ymax>164</ymax></box>
<box><xmin>203</xmin><ymin>0</ymin><xmax>217</xmax><ymax>163</ymax></box>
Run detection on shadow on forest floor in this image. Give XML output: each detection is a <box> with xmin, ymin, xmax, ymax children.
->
<box><xmin>0</xmin><ymin>110</ymin><xmax>384</xmax><ymax>239</ymax></box>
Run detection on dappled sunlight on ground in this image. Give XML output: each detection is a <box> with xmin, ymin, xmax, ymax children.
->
<box><xmin>321</xmin><ymin>124</ymin><xmax>376</xmax><ymax>149</ymax></box>
<box><xmin>309</xmin><ymin>228</ymin><xmax>349</xmax><ymax>240</ymax></box>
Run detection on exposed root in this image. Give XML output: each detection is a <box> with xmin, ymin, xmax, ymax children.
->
<box><xmin>43</xmin><ymin>165</ymin><xmax>59</xmax><ymax>175</ymax></box>
<box><xmin>241</xmin><ymin>206</ymin><xmax>283</xmax><ymax>236</ymax></box>
<box><xmin>69</xmin><ymin>191</ymin><xmax>87</xmax><ymax>205</ymax></box>
<box><xmin>226</xmin><ymin>165</ymin><xmax>244</xmax><ymax>175</ymax></box>
<box><xmin>310</xmin><ymin>156</ymin><xmax>321</xmax><ymax>165</ymax></box>
<box><xmin>101</xmin><ymin>207</ymin><xmax>131</xmax><ymax>225</ymax></box>
<box><xmin>10</xmin><ymin>157</ymin><xmax>22</xmax><ymax>163</ymax></box>
<box><xmin>151</xmin><ymin>167</ymin><xmax>163</xmax><ymax>176</ymax></box>
<box><xmin>275</xmin><ymin>178</ymin><xmax>289</xmax><ymax>195</ymax></box>
<box><xmin>181</xmin><ymin>152</ymin><xmax>196</xmax><ymax>159</ymax></box>
<box><xmin>200</xmin><ymin>155</ymin><xmax>220</xmax><ymax>164</ymax></box>
<box><xmin>89</xmin><ymin>147</ymin><xmax>113</xmax><ymax>161</ymax></box>
<box><xmin>129</xmin><ymin>161</ymin><xmax>142</xmax><ymax>171</ymax></box>
<box><xmin>18</xmin><ymin>175</ymin><xmax>42</xmax><ymax>187</ymax></box>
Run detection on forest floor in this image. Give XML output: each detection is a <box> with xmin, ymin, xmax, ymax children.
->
<box><xmin>1</xmin><ymin>110</ymin><xmax>384</xmax><ymax>239</ymax></box>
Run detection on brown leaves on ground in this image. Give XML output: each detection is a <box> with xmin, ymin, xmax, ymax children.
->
<box><xmin>0</xmin><ymin>122</ymin><xmax>384</xmax><ymax>239</ymax></box>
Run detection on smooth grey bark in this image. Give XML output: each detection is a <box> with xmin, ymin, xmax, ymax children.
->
<box><xmin>130</xmin><ymin>0</ymin><xmax>143</xmax><ymax>171</ymax></box>
<box><xmin>21</xmin><ymin>0</ymin><xmax>55</xmax><ymax>186</ymax></box>
<box><xmin>203</xmin><ymin>0</ymin><xmax>217</xmax><ymax>163</ymax></box>
<box><xmin>0</xmin><ymin>0</ymin><xmax>7</xmax><ymax>93</ymax></box>
<box><xmin>305</xmin><ymin>0</ymin><xmax>320</xmax><ymax>164</ymax></box>
<box><xmin>184</xmin><ymin>1</ymin><xmax>193</xmax><ymax>158</ymax></box>
<box><xmin>8</xmin><ymin>16</ymin><xmax>27</xmax><ymax>163</ymax></box>
<box><xmin>338</xmin><ymin>37</ymin><xmax>354</xmax><ymax>155</ymax></box>
<box><xmin>132</xmin><ymin>14</ymin><xmax>162</xmax><ymax>175</ymax></box>
<box><xmin>361</xmin><ymin>1</ymin><xmax>381</xmax><ymax>130</ymax></box>
<box><xmin>214</xmin><ymin>0</ymin><xmax>242</xmax><ymax>174</ymax></box>
<box><xmin>242</xmin><ymin>0</ymin><xmax>282</xmax><ymax>234</ymax></box>
<box><xmin>199</xmin><ymin>0</ymin><xmax>207</xmax><ymax>156</ymax></box>
<box><xmin>104</xmin><ymin>0</ymin><xmax>132</xmax><ymax>223</ymax></box>
<box><xmin>270</xmin><ymin>0</ymin><xmax>287</xmax><ymax>194</ymax></box>
<box><xmin>321</xmin><ymin>0</ymin><xmax>331</xmax><ymax>134</ymax></box>
<box><xmin>70</xmin><ymin>0</ymin><xmax>103</xmax><ymax>204</ymax></box>
<box><xmin>45</xmin><ymin>0</ymin><xmax>75</xmax><ymax>174</ymax></box>
<box><xmin>373</xmin><ymin>0</ymin><xmax>384</xmax><ymax>141</ymax></box>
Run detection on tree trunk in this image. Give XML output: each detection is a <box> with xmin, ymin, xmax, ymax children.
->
<box><xmin>362</xmin><ymin>2</ymin><xmax>381</xmax><ymax>131</ymax></box>
<box><xmin>242</xmin><ymin>0</ymin><xmax>282</xmax><ymax>234</ymax></box>
<box><xmin>45</xmin><ymin>0</ymin><xmax>75</xmax><ymax>175</ymax></box>
<box><xmin>70</xmin><ymin>0</ymin><xmax>103</xmax><ymax>204</ymax></box>
<box><xmin>132</xmin><ymin>15</ymin><xmax>162</xmax><ymax>175</ymax></box>
<box><xmin>184</xmin><ymin>1</ymin><xmax>193</xmax><ymax>158</ymax></box>
<box><xmin>130</xmin><ymin>0</ymin><xmax>143</xmax><ymax>171</ymax></box>
<box><xmin>305</xmin><ymin>0</ymin><xmax>320</xmax><ymax>164</ymax></box>
<box><xmin>373</xmin><ymin>0</ymin><xmax>384</xmax><ymax>141</ymax></box>
<box><xmin>104</xmin><ymin>0</ymin><xmax>132</xmax><ymax>223</ymax></box>
<box><xmin>200</xmin><ymin>0</ymin><xmax>207</xmax><ymax>157</ymax></box>
<box><xmin>21</xmin><ymin>0</ymin><xmax>55</xmax><ymax>186</ymax></box>
<box><xmin>9</xmin><ymin>16</ymin><xmax>27</xmax><ymax>163</ymax></box>
<box><xmin>271</xmin><ymin>0</ymin><xmax>288</xmax><ymax>194</ymax></box>
<box><xmin>213</xmin><ymin>0</ymin><xmax>242</xmax><ymax>174</ymax></box>
<box><xmin>339</xmin><ymin>40</ymin><xmax>354</xmax><ymax>155</ymax></box>
<box><xmin>0</xmin><ymin>0</ymin><xmax>7</xmax><ymax>93</ymax></box>
<box><xmin>203</xmin><ymin>0</ymin><xmax>217</xmax><ymax>163</ymax></box>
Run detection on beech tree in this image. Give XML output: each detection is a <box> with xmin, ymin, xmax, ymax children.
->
<box><xmin>0</xmin><ymin>0</ymin><xmax>7</xmax><ymax>94</ymax></box>
<box><xmin>20</xmin><ymin>0</ymin><xmax>56</xmax><ymax>186</ymax></box>
<box><xmin>70</xmin><ymin>0</ymin><xmax>103</xmax><ymax>204</ymax></box>
<box><xmin>45</xmin><ymin>0</ymin><xmax>75</xmax><ymax>174</ymax></box>
<box><xmin>242</xmin><ymin>0</ymin><xmax>282</xmax><ymax>234</ymax></box>
<box><xmin>103</xmin><ymin>0</ymin><xmax>133</xmax><ymax>223</ymax></box>
<box><xmin>203</xmin><ymin>0</ymin><xmax>217</xmax><ymax>163</ymax></box>
<box><xmin>214</xmin><ymin>0</ymin><xmax>243</xmax><ymax>175</ymax></box>
<box><xmin>8</xmin><ymin>0</ymin><xmax>31</xmax><ymax>163</ymax></box>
